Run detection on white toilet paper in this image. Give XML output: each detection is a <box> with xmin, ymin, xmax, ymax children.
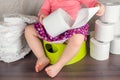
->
<box><xmin>114</xmin><ymin>21</ymin><xmax>120</xmax><ymax>36</ymax></box>
<box><xmin>94</xmin><ymin>20</ymin><xmax>114</xmax><ymax>42</ymax></box>
<box><xmin>43</xmin><ymin>7</ymin><xmax>99</xmax><ymax>37</ymax></box>
<box><xmin>110</xmin><ymin>36</ymin><xmax>120</xmax><ymax>55</ymax></box>
<box><xmin>43</xmin><ymin>8</ymin><xmax>73</xmax><ymax>37</ymax></box>
<box><xmin>100</xmin><ymin>2</ymin><xmax>120</xmax><ymax>23</ymax></box>
<box><xmin>90</xmin><ymin>38</ymin><xmax>110</xmax><ymax>61</ymax></box>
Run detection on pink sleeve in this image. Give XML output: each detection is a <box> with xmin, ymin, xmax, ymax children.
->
<box><xmin>38</xmin><ymin>0</ymin><xmax>51</xmax><ymax>16</ymax></box>
<box><xmin>80</xmin><ymin>0</ymin><xmax>99</xmax><ymax>8</ymax></box>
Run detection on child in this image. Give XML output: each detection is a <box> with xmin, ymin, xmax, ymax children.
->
<box><xmin>25</xmin><ymin>0</ymin><xmax>105</xmax><ymax>78</ymax></box>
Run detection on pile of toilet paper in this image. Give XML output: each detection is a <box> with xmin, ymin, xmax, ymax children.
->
<box><xmin>0</xmin><ymin>13</ymin><xmax>38</xmax><ymax>63</ymax></box>
<box><xmin>90</xmin><ymin>2</ymin><xmax>120</xmax><ymax>61</ymax></box>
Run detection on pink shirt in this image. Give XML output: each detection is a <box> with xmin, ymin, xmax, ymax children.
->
<box><xmin>38</xmin><ymin>0</ymin><xmax>98</xmax><ymax>20</ymax></box>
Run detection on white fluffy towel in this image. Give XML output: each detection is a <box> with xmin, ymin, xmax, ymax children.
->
<box><xmin>0</xmin><ymin>14</ymin><xmax>38</xmax><ymax>63</ymax></box>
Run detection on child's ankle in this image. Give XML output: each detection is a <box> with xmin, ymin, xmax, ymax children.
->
<box><xmin>55</xmin><ymin>62</ymin><xmax>65</xmax><ymax>67</ymax></box>
<box><xmin>37</xmin><ymin>55</ymin><xmax>47</xmax><ymax>60</ymax></box>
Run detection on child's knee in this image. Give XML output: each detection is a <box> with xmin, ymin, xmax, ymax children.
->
<box><xmin>69</xmin><ymin>34</ymin><xmax>84</xmax><ymax>46</ymax></box>
<box><xmin>25</xmin><ymin>25</ymin><xmax>35</xmax><ymax>35</ymax></box>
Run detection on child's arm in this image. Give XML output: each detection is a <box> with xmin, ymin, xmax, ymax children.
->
<box><xmin>80</xmin><ymin>0</ymin><xmax>99</xmax><ymax>8</ymax></box>
<box><xmin>38</xmin><ymin>14</ymin><xmax>47</xmax><ymax>24</ymax></box>
<box><xmin>38</xmin><ymin>0</ymin><xmax>51</xmax><ymax>23</ymax></box>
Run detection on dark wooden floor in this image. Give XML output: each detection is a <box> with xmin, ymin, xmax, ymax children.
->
<box><xmin>0</xmin><ymin>39</ymin><xmax>120</xmax><ymax>80</ymax></box>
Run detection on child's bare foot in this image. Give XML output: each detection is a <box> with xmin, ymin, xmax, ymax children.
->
<box><xmin>35</xmin><ymin>56</ymin><xmax>49</xmax><ymax>72</ymax></box>
<box><xmin>45</xmin><ymin>64</ymin><xmax>64</xmax><ymax>78</ymax></box>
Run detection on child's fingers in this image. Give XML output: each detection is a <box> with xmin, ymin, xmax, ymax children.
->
<box><xmin>39</xmin><ymin>15</ymin><xmax>44</xmax><ymax>24</ymax></box>
<box><xmin>96</xmin><ymin>3</ymin><xmax>105</xmax><ymax>16</ymax></box>
<box><xmin>39</xmin><ymin>15</ymin><xmax>47</xmax><ymax>24</ymax></box>
<box><xmin>96</xmin><ymin>9</ymin><xmax>104</xmax><ymax>16</ymax></box>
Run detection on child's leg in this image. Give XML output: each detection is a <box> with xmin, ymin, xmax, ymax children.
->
<box><xmin>45</xmin><ymin>34</ymin><xmax>84</xmax><ymax>77</ymax></box>
<box><xmin>25</xmin><ymin>25</ymin><xmax>49</xmax><ymax>72</ymax></box>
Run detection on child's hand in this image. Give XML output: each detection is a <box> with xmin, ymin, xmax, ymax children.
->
<box><xmin>39</xmin><ymin>14</ymin><xmax>47</xmax><ymax>24</ymax></box>
<box><xmin>96</xmin><ymin>3</ymin><xmax>105</xmax><ymax>16</ymax></box>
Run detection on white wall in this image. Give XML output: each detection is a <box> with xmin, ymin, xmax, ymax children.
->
<box><xmin>0</xmin><ymin>0</ymin><xmax>43</xmax><ymax>20</ymax></box>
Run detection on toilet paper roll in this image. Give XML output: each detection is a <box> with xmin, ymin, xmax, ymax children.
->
<box><xmin>110</xmin><ymin>36</ymin><xmax>120</xmax><ymax>54</ymax></box>
<box><xmin>100</xmin><ymin>2</ymin><xmax>120</xmax><ymax>23</ymax></box>
<box><xmin>90</xmin><ymin>38</ymin><xmax>110</xmax><ymax>61</ymax></box>
<box><xmin>43</xmin><ymin>8</ymin><xmax>73</xmax><ymax>37</ymax></box>
<box><xmin>94</xmin><ymin>20</ymin><xmax>114</xmax><ymax>42</ymax></box>
<box><xmin>114</xmin><ymin>21</ymin><xmax>120</xmax><ymax>36</ymax></box>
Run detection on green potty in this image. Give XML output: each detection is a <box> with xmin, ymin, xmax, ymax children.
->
<box><xmin>43</xmin><ymin>40</ymin><xmax>86</xmax><ymax>65</ymax></box>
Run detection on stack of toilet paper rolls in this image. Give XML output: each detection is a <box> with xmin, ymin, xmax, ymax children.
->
<box><xmin>90</xmin><ymin>2</ymin><xmax>120</xmax><ymax>61</ymax></box>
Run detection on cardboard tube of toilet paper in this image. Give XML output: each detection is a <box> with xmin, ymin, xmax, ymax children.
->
<box><xmin>90</xmin><ymin>38</ymin><xmax>110</xmax><ymax>61</ymax></box>
<box><xmin>110</xmin><ymin>36</ymin><xmax>120</xmax><ymax>55</ymax></box>
<box><xmin>95</xmin><ymin>20</ymin><xmax>114</xmax><ymax>42</ymax></box>
<box><xmin>100</xmin><ymin>2</ymin><xmax>120</xmax><ymax>23</ymax></box>
<box><xmin>114</xmin><ymin>21</ymin><xmax>120</xmax><ymax>36</ymax></box>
